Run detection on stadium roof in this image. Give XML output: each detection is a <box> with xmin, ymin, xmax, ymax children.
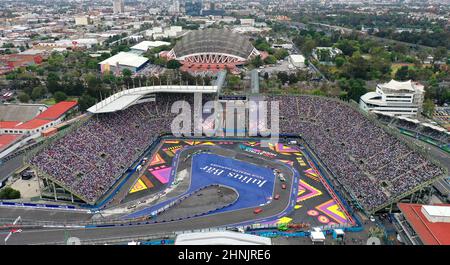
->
<box><xmin>172</xmin><ymin>28</ymin><xmax>257</xmax><ymax>60</ymax></box>
<box><xmin>99</xmin><ymin>52</ymin><xmax>149</xmax><ymax>68</ymax></box>
<box><xmin>421</xmin><ymin>123</ymin><xmax>447</xmax><ymax>132</ymax></box>
<box><xmin>379</xmin><ymin>80</ymin><xmax>424</xmax><ymax>92</ymax></box>
<box><xmin>398</xmin><ymin>203</ymin><xmax>450</xmax><ymax>245</ymax></box>
<box><xmin>175</xmin><ymin>231</ymin><xmax>272</xmax><ymax>245</ymax></box>
<box><xmin>87</xmin><ymin>85</ymin><xmax>220</xmax><ymax>114</ymax></box>
<box><xmin>35</xmin><ymin>101</ymin><xmax>77</xmax><ymax>120</ymax></box>
<box><xmin>131</xmin><ymin>41</ymin><xmax>171</xmax><ymax>52</ymax></box>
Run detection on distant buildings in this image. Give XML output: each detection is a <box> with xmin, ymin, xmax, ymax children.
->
<box><xmin>113</xmin><ymin>0</ymin><xmax>125</xmax><ymax>14</ymax></box>
<box><xmin>0</xmin><ymin>52</ymin><xmax>43</xmax><ymax>73</ymax></box>
<box><xmin>74</xmin><ymin>16</ymin><xmax>91</xmax><ymax>26</ymax></box>
<box><xmin>240</xmin><ymin>19</ymin><xmax>255</xmax><ymax>27</ymax></box>
<box><xmin>185</xmin><ymin>0</ymin><xmax>202</xmax><ymax>16</ymax></box>
<box><xmin>359</xmin><ymin>80</ymin><xmax>425</xmax><ymax>117</ymax></box>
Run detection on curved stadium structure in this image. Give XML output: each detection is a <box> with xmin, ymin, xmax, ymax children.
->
<box><xmin>27</xmin><ymin>89</ymin><xmax>446</xmax><ymax>213</ymax></box>
<box><xmin>166</xmin><ymin>28</ymin><xmax>261</xmax><ymax>73</ymax></box>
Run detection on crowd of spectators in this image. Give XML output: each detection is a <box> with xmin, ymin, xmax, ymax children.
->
<box><xmin>374</xmin><ymin>113</ymin><xmax>450</xmax><ymax>145</ymax></box>
<box><xmin>30</xmin><ymin>94</ymin><xmax>444</xmax><ymax>211</ymax></box>
<box><xmin>30</xmin><ymin>93</ymin><xmax>204</xmax><ymax>203</ymax></box>
<box><xmin>270</xmin><ymin>96</ymin><xmax>444</xmax><ymax>212</ymax></box>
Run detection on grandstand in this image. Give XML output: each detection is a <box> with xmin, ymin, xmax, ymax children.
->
<box><xmin>164</xmin><ymin>28</ymin><xmax>261</xmax><ymax>74</ymax></box>
<box><xmin>27</xmin><ymin>91</ymin><xmax>446</xmax><ymax>213</ymax></box>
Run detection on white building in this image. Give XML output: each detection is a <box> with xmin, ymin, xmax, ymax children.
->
<box><xmin>99</xmin><ymin>52</ymin><xmax>149</xmax><ymax>74</ymax></box>
<box><xmin>240</xmin><ymin>19</ymin><xmax>255</xmax><ymax>27</ymax></box>
<box><xmin>288</xmin><ymin>54</ymin><xmax>306</xmax><ymax>68</ymax></box>
<box><xmin>359</xmin><ymin>80</ymin><xmax>425</xmax><ymax>117</ymax></box>
<box><xmin>113</xmin><ymin>0</ymin><xmax>125</xmax><ymax>14</ymax></box>
<box><xmin>75</xmin><ymin>16</ymin><xmax>90</xmax><ymax>26</ymax></box>
<box><xmin>130</xmin><ymin>41</ymin><xmax>171</xmax><ymax>54</ymax></box>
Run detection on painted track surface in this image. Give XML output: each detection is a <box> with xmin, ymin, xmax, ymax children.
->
<box><xmin>1</xmin><ymin>146</ymin><xmax>297</xmax><ymax>244</ymax></box>
<box><xmin>124</xmin><ymin>147</ymin><xmax>281</xmax><ymax>219</ymax></box>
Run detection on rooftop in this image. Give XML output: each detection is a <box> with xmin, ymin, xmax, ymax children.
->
<box><xmin>35</xmin><ymin>101</ymin><xmax>77</xmax><ymax>120</ymax></box>
<box><xmin>398</xmin><ymin>203</ymin><xmax>450</xmax><ymax>245</ymax></box>
<box><xmin>130</xmin><ymin>41</ymin><xmax>171</xmax><ymax>52</ymax></box>
<box><xmin>379</xmin><ymin>80</ymin><xmax>424</xmax><ymax>92</ymax></box>
<box><xmin>0</xmin><ymin>104</ymin><xmax>45</xmax><ymax>122</ymax></box>
<box><xmin>0</xmin><ymin>134</ymin><xmax>22</xmax><ymax>152</ymax></box>
<box><xmin>99</xmin><ymin>52</ymin><xmax>149</xmax><ymax>68</ymax></box>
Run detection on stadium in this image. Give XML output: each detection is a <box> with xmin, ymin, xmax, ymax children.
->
<box><xmin>0</xmin><ymin>73</ymin><xmax>447</xmax><ymax>245</ymax></box>
<box><xmin>164</xmin><ymin>28</ymin><xmax>262</xmax><ymax>74</ymax></box>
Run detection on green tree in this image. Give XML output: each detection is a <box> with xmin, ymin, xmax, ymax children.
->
<box><xmin>433</xmin><ymin>46</ymin><xmax>448</xmax><ymax>63</ymax></box>
<box><xmin>54</xmin><ymin>91</ymin><xmax>68</xmax><ymax>103</ymax></box>
<box><xmin>422</xmin><ymin>99</ymin><xmax>435</xmax><ymax>117</ymax></box>
<box><xmin>31</xmin><ymin>86</ymin><xmax>47</xmax><ymax>101</ymax></box>
<box><xmin>18</xmin><ymin>92</ymin><xmax>30</xmax><ymax>103</ymax></box>
<box><xmin>122</xmin><ymin>68</ymin><xmax>132</xmax><ymax>78</ymax></box>
<box><xmin>166</xmin><ymin>59</ymin><xmax>182</xmax><ymax>69</ymax></box>
<box><xmin>395</xmin><ymin>66</ymin><xmax>409</xmax><ymax>81</ymax></box>
<box><xmin>250</xmin><ymin>56</ymin><xmax>263</xmax><ymax>68</ymax></box>
<box><xmin>274</xmin><ymin>49</ymin><xmax>289</xmax><ymax>60</ymax></box>
<box><xmin>0</xmin><ymin>187</ymin><xmax>21</xmax><ymax>199</ymax></box>
<box><xmin>264</xmin><ymin>55</ymin><xmax>277</xmax><ymax>65</ymax></box>
<box><xmin>78</xmin><ymin>94</ymin><xmax>97</xmax><ymax>111</ymax></box>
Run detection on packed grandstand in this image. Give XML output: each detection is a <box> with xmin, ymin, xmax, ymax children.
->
<box><xmin>28</xmin><ymin>94</ymin><xmax>445</xmax><ymax>213</ymax></box>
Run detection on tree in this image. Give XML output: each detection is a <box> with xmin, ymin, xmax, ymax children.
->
<box><xmin>47</xmin><ymin>72</ymin><xmax>61</xmax><ymax>94</ymax></box>
<box><xmin>250</xmin><ymin>56</ymin><xmax>263</xmax><ymax>68</ymax></box>
<box><xmin>339</xmin><ymin>78</ymin><xmax>367</xmax><ymax>102</ymax></box>
<box><xmin>166</xmin><ymin>59</ymin><xmax>182</xmax><ymax>69</ymax></box>
<box><xmin>422</xmin><ymin>99</ymin><xmax>435</xmax><ymax>117</ymax></box>
<box><xmin>227</xmin><ymin>75</ymin><xmax>241</xmax><ymax>89</ymax></box>
<box><xmin>264</xmin><ymin>55</ymin><xmax>277</xmax><ymax>65</ymax></box>
<box><xmin>31</xmin><ymin>86</ymin><xmax>47</xmax><ymax>101</ymax></box>
<box><xmin>335</xmin><ymin>56</ymin><xmax>345</xmax><ymax>68</ymax></box>
<box><xmin>122</xmin><ymin>68</ymin><xmax>132</xmax><ymax>78</ymax></box>
<box><xmin>18</xmin><ymin>92</ymin><xmax>30</xmax><ymax>103</ymax></box>
<box><xmin>277</xmin><ymin>72</ymin><xmax>289</xmax><ymax>84</ymax></box>
<box><xmin>54</xmin><ymin>91</ymin><xmax>68</xmax><ymax>103</ymax></box>
<box><xmin>395</xmin><ymin>66</ymin><xmax>409</xmax><ymax>81</ymax></box>
<box><xmin>78</xmin><ymin>94</ymin><xmax>97</xmax><ymax>111</ymax></box>
<box><xmin>433</xmin><ymin>46</ymin><xmax>448</xmax><ymax>63</ymax></box>
<box><xmin>0</xmin><ymin>187</ymin><xmax>21</xmax><ymax>199</ymax></box>
<box><xmin>274</xmin><ymin>49</ymin><xmax>289</xmax><ymax>60</ymax></box>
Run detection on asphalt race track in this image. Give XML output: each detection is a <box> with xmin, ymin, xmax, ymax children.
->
<box><xmin>0</xmin><ymin>144</ymin><xmax>298</xmax><ymax>244</ymax></box>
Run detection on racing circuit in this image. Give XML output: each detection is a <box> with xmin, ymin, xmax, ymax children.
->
<box><xmin>0</xmin><ymin>138</ymin><xmax>355</xmax><ymax>244</ymax></box>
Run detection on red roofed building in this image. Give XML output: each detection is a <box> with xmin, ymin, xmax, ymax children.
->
<box><xmin>394</xmin><ymin>203</ymin><xmax>450</xmax><ymax>245</ymax></box>
<box><xmin>0</xmin><ymin>134</ymin><xmax>22</xmax><ymax>153</ymax></box>
<box><xmin>0</xmin><ymin>101</ymin><xmax>78</xmax><ymax>135</ymax></box>
<box><xmin>35</xmin><ymin>101</ymin><xmax>78</xmax><ymax>120</ymax></box>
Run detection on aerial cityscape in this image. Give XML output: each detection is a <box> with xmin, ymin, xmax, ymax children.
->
<box><xmin>0</xmin><ymin>0</ymin><xmax>449</xmax><ymax>250</ymax></box>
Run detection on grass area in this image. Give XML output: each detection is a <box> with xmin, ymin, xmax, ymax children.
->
<box><xmin>41</xmin><ymin>98</ymin><xmax>56</xmax><ymax>105</ymax></box>
<box><xmin>40</xmin><ymin>96</ymin><xmax>79</xmax><ymax>106</ymax></box>
<box><xmin>391</xmin><ymin>63</ymin><xmax>415</xmax><ymax>78</ymax></box>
